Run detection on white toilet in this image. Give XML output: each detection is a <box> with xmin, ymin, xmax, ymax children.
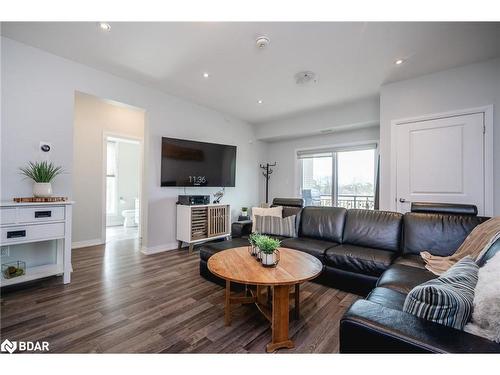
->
<box><xmin>122</xmin><ymin>198</ymin><xmax>139</xmax><ymax>228</ymax></box>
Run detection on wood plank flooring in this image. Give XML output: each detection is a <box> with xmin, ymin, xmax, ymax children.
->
<box><xmin>0</xmin><ymin>239</ymin><xmax>358</xmax><ymax>353</ymax></box>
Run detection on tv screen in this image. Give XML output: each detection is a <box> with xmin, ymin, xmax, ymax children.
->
<box><xmin>161</xmin><ymin>137</ymin><xmax>237</xmax><ymax>187</ymax></box>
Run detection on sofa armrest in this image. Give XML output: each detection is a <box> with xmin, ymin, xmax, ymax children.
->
<box><xmin>340</xmin><ymin>300</ymin><xmax>500</xmax><ymax>353</ymax></box>
<box><xmin>231</xmin><ymin>221</ymin><xmax>252</xmax><ymax>238</ymax></box>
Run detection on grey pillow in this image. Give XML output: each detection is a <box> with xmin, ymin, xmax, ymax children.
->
<box><xmin>254</xmin><ymin>214</ymin><xmax>297</xmax><ymax>238</ymax></box>
<box><xmin>403</xmin><ymin>256</ymin><xmax>479</xmax><ymax>330</ymax></box>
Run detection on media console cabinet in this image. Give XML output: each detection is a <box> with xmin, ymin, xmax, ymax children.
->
<box><xmin>176</xmin><ymin>203</ymin><xmax>230</xmax><ymax>254</ymax></box>
<box><xmin>0</xmin><ymin>201</ymin><xmax>73</xmax><ymax>287</ymax></box>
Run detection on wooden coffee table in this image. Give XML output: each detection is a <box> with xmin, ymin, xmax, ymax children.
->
<box><xmin>207</xmin><ymin>246</ymin><xmax>323</xmax><ymax>352</ymax></box>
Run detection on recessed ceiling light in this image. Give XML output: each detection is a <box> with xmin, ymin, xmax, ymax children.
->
<box><xmin>203</xmin><ymin>72</ymin><xmax>210</xmax><ymax>78</ymax></box>
<box><xmin>97</xmin><ymin>22</ymin><xmax>111</xmax><ymax>32</ymax></box>
<box><xmin>257</xmin><ymin>100</ymin><xmax>263</xmax><ymax>104</ymax></box>
<box><xmin>395</xmin><ymin>59</ymin><xmax>405</xmax><ymax>65</ymax></box>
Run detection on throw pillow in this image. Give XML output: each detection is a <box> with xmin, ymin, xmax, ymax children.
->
<box><xmin>254</xmin><ymin>214</ymin><xmax>297</xmax><ymax>238</ymax></box>
<box><xmin>251</xmin><ymin>206</ymin><xmax>283</xmax><ymax>232</ymax></box>
<box><xmin>403</xmin><ymin>256</ymin><xmax>479</xmax><ymax>330</ymax></box>
<box><xmin>464</xmin><ymin>252</ymin><xmax>500</xmax><ymax>343</ymax></box>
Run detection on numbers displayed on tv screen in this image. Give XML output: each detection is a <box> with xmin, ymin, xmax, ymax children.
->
<box><xmin>189</xmin><ymin>176</ymin><xmax>207</xmax><ymax>186</ymax></box>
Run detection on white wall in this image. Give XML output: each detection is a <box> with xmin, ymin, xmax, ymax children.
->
<box><xmin>255</xmin><ymin>96</ymin><xmax>379</xmax><ymax>141</ymax></box>
<box><xmin>264</xmin><ymin>126</ymin><xmax>380</xmax><ymax>200</ymax></box>
<box><xmin>1</xmin><ymin>37</ymin><xmax>266</xmax><ymax>252</ymax></box>
<box><xmin>73</xmin><ymin>92</ymin><xmax>144</xmax><ymax>243</ymax></box>
<box><xmin>379</xmin><ymin>58</ymin><xmax>500</xmax><ymax>215</ymax></box>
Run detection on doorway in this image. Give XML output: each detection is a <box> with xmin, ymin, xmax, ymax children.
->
<box><xmin>72</xmin><ymin>92</ymin><xmax>145</xmax><ymax>249</ymax></box>
<box><xmin>105</xmin><ymin>135</ymin><xmax>142</xmax><ymax>242</ymax></box>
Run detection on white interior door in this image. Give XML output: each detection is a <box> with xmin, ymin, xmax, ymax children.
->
<box><xmin>395</xmin><ymin>113</ymin><xmax>485</xmax><ymax>214</ymax></box>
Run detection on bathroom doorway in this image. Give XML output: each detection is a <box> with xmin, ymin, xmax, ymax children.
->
<box><xmin>104</xmin><ymin>135</ymin><xmax>142</xmax><ymax>242</ymax></box>
<box><xmin>73</xmin><ymin>92</ymin><xmax>145</xmax><ymax>250</ymax></box>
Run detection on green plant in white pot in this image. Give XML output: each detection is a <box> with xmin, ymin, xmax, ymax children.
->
<box><xmin>255</xmin><ymin>235</ymin><xmax>281</xmax><ymax>267</ymax></box>
<box><xmin>20</xmin><ymin>161</ymin><xmax>63</xmax><ymax>197</ymax></box>
<box><xmin>248</xmin><ymin>232</ymin><xmax>261</xmax><ymax>257</ymax></box>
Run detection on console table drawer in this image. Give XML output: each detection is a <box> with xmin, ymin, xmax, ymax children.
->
<box><xmin>1</xmin><ymin>222</ymin><xmax>65</xmax><ymax>245</ymax></box>
<box><xmin>17</xmin><ymin>206</ymin><xmax>65</xmax><ymax>224</ymax></box>
<box><xmin>0</xmin><ymin>208</ymin><xmax>17</xmax><ymax>225</ymax></box>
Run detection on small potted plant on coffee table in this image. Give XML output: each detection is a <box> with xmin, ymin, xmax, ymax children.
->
<box><xmin>248</xmin><ymin>232</ymin><xmax>261</xmax><ymax>257</ymax></box>
<box><xmin>255</xmin><ymin>235</ymin><xmax>281</xmax><ymax>267</ymax></box>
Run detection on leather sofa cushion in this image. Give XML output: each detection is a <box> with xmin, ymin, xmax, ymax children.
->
<box><xmin>324</xmin><ymin>244</ymin><xmax>396</xmax><ymax>277</ymax></box>
<box><xmin>281</xmin><ymin>237</ymin><xmax>338</xmax><ymax>262</ymax></box>
<box><xmin>199</xmin><ymin>238</ymin><xmax>249</xmax><ymax>262</ymax></box>
<box><xmin>376</xmin><ymin>264</ymin><xmax>436</xmax><ymax>294</ymax></box>
<box><xmin>402</xmin><ymin>212</ymin><xmax>488</xmax><ymax>256</ymax></box>
<box><xmin>343</xmin><ymin>209</ymin><xmax>403</xmax><ymax>252</ymax></box>
<box><xmin>298</xmin><ymin>206</ymin><xmax>346</xmax><ymax>243</ymax></box>
<box><xmin>367</xmin><ymin>287</ymin><xmax>407</xmax><ymax>311</ymax></box>
<box><xmin>392</xmin><ymin>254</ymin><xmax>426</xmax><ymax>269</ymax></box>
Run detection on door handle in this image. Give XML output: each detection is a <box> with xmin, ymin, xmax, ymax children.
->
<box><xmin>7</xmin><ymin>230</ymin><xmax>26</xmax><ymax>239</ymax></box>
<box><xmin>399</xmin><ymin>198</ymin><xmax>407</xmax><ymax>203</ymax></box>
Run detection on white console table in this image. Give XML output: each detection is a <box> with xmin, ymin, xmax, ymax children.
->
<box><xmin>176</xmin><ymin>203</ymin><xmax>230</xmax><ymax>254</ymax></box>
<box><xmin>0</xmin><ymin>201</ymin><xmax>73</xmax><ymax>286</ymax></box>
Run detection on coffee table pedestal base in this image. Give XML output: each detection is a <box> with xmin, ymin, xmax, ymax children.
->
<box><xmin>266</xmin><ymin>340</ymin><xmax>294</xmax><ymax>352</ymax></box>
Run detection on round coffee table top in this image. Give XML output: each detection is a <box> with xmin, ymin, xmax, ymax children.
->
<box><xmin>207</xmin><ymin>247</ymin><xmax>323</xmax><ymax>286</ymax></box>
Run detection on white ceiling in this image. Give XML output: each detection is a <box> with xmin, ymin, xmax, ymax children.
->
<box><xmin>2</xmin><ymin>22</ymin><xmax>500</xmax><ymax>124</ymax></box>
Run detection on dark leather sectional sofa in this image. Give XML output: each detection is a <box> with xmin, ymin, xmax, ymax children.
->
<box><xmin>199</xmin><ymin>199</ymin><xmax>500</xmax><ymax>353</ymax></box>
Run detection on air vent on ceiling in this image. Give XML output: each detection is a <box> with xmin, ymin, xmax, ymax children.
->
<box><xmin>295</xmin><ymin>71</ymin><xmax>318</xmax><ymax>85</ymax></box>
<box><xmin>320</xmin><ymin>128</ymin><xmax>335</xmax><ymax>134</ymax></box>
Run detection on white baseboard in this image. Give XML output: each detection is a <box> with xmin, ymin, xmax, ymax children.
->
<box><xmin>72</xmin><ymin>238</ymin><xmax>105</xmax><ymax>249</ymax></box>
<box><xmin>140</xmin><ymin>241</ymin><xmax>179</xmax><ymax>255</ymax></box>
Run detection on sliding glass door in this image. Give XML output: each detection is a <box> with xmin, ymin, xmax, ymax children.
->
<box><xmin>298</xmin><ymin>145</ymin><xmax>377</xmax><ymax>209</ymax></box>
<box><xmin>299</xmin><ymin>153</ymin><xmax>333</xmax><ymax>206</ymax></box>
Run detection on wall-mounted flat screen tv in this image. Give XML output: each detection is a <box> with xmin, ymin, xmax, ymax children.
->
<box><xmin>161</xmin><ymin>137</ymin><xmax>237</xmax><ymax>187</ymax></box>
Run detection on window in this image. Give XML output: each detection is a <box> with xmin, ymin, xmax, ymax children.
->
<box><xmin>106</xmin><ymin>141</ymin><xmax>118</xmax><ymax>215</ymax></box>
<box><xmin>298</xmin><ymin>144</ymin><xmax>377</xmax><ymax>209</ymax></box>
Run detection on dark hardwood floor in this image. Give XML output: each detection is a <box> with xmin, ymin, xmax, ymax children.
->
<box><xmin>0</xmin><ymin>239</ymin><xmax>358</xmax><ymax>353</ymax></box>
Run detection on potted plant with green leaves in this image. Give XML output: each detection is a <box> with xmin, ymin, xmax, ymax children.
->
<box><xmin>255</xmin><ymin>235</ymin><xmax>281</xmax><ymax>267</ymax></box>
<box><xmin>248</xmin><ymin>232</ymin><xmax>261</xmax><ymax>257</ymax></box>
<box><xmin>241</xmin><ymin>206</ymin><xmax>249</xmax><ymax>218</ymax></box>
<box><xmin>19</xmin><ymin>161</ymin><xmax>63</xmax><ymax>197</ymax></box>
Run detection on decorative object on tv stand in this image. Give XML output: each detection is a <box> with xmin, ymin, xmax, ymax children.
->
<box><xmin>255</xmin><ymin>235</ymin><xmax>281</xmax><ymax>267</ymax></box>
<box><xmin>19</xmin><ymin>161</ymin><xmax>63</xmax><ymax>198</ymax></box>
<box><xmin>2</xmin><ymin>261</ymin><xmax>26</xmax><ymax>279</ymax></box>
<box><xmin>213</xmin><ymin>187</ymin><xmax>225</xmax><ymax>204</ymax></box>
<box><xmin>260</xmin><ymin>162</ymin><xmax>277</xmax><ymax>204</ymax></box>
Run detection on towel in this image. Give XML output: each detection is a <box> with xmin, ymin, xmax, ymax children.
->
<box><xmin>420</xmin><ymin>216</ymin><xmax>500</xmax><ymax>275</ymax></box>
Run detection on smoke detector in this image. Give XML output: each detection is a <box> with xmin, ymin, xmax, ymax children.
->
<box><xmin>256</xmin><ymin>36</ymin><xmax>270</xmax><ymax>49</ymax></box>
<box><xmin>295</xmin><ymin>71</ymin><xmax>318</xmax><ymax>85</ymax></box>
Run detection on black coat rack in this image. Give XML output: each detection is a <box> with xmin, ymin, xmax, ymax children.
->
<box><xmin>260</xmin><ymin>162</ymin><xmax>277</xmax><ymax>204</ymax></box>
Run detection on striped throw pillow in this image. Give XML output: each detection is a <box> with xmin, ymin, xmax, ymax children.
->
<box><xmin>403</xmin><ymin>256</ymin><xmax>479</xmax><ymax>330</ymax></box>
<box><xmin>254</xmin><ymin>215</ymin><xmax>297</xmax><ymax>238</ymax></box>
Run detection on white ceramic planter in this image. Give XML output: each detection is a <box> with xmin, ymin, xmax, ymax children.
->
<box><xmin>261</xmin><ymin>251</ymin><xmax>277</xmax><ymax>266</ymax></box>
<box><xmin>33</xmin><ymin>182</ymin><xmax>53</xmax><ymax>197</ymax></box>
